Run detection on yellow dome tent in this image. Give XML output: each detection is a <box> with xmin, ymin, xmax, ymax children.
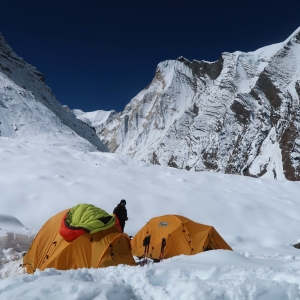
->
<box><xmin>131</xmin><ymin>215</ymin><xmax>232</xmax><ymax>260</ymax></box>
<box><xmin>23</xmin><ymin>208</ymin><xmax>136</xmax><ymax>273</ymax></box>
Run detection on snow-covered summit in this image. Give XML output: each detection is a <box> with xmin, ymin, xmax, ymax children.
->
<box><xmin>99</xmin><ymin>27</ymin><xmax>300</xmax><ymax>180</ymax></box>
<box><xmin>73</xmin><ymin>109</ymin><xmax>117</xmax><ymax>133</ymax></box>
<box><xmin>0</xmin><ymin>33</ymin><xmax>107</xmax><ymax>152</ymax></box>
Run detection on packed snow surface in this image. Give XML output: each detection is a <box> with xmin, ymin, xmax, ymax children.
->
<box><xmin>1</xmin><ymin>136</ymin><xmax>300</xmax><ymax>299</ymax></box>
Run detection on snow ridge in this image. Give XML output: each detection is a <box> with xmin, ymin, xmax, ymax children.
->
<box><xmin>0</xmin><ymin>33</ymin><xmax>107</xmax><ymax>152</ymax></box>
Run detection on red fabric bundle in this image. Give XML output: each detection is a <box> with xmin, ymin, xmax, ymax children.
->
<box><xmin>114</xmin><ymin>214</ymin><xmax>122</xmax><ymax>232</ymax></box>
<box><xmin>59</xmin><ymin>212</ymin><xmax>86</xmax><ymax>242</ymax></box>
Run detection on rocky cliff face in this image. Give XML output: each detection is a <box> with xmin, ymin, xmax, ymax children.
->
<box><xmin>100</xmin><ymin>27</ymin><xmax>300</xmax><ymax>180</ymax></box>
<box><xmin>0</xmin><ymin>33</ymin><xmax>107</xmax><ymax>152</ymax></box>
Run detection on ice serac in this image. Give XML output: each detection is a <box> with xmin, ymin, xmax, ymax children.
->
<box><xmin>100</xmin><ymin>27</ymin><xmax>300</xmax><ymax>180</ymax></box>
<box><xmin>0</xmin><ymin>33</ymin><xmax>107</xmax><ymax>152</ymax></box>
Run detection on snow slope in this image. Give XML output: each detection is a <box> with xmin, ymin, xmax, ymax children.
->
<box><xmin>0</xmin><ymin>33</ymin><xmax>107</xmax><ymax>152</ymax></box>
<box><xmin>1</xmin><ymin>136</ymin><xmax>300</xmax><ymax>299</ymax></box>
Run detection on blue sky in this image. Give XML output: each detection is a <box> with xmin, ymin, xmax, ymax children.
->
<box><xmin>0</xmin><ymin>0</ymin><xmax>299</xmax><ymax>112</ymax></box>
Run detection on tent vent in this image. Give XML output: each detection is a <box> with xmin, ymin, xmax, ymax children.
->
<box><xmin>159</xmin><ymin>222</ymin><xmax>168</xmax><ymax>227</ymax></box>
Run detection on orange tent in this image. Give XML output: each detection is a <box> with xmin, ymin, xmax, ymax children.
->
<box><xmin>23</xmin><ymin>209</ymin><xmax>136</xmax><ymax>273</ymax></box>
<box><xmin>131</xmin><ymin>215</ymin><xmax>232</xmax><ymax>260</ymax></box>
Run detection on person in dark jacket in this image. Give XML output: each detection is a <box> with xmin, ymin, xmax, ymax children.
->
<box><xmin>113</xmin><ymin>199</ymin><xmax>128</xmax><ymax>232</ymax></box>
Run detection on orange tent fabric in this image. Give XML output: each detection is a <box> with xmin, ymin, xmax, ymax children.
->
<box><xmin>23</xmin><ymin>209</ymin><xmax>136</xmax><ymax>274</ymax></box>
<box><xmin>131</xmin><ymin>215</ymin><xmax>232</xmax><ymax>260</ymax></box>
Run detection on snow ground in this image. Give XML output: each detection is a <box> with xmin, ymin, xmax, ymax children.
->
<box><xmin>1</xmin><ymin>136</ymin><xmax>300</xmax><ymax>299</ymax></box>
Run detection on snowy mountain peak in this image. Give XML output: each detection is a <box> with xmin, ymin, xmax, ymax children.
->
<box><xmin>98</xmin><ymin>27</ymin><xmax>300</xmax><ymax>180</ymax></box>
<box><xmin>286</xmin><ymin>26</ymin><xmax>300</xmax><ymax>43</ymax></box>
<box><xmin>73</xmin><ymin>109</ymin><xmax>117</xmax><ymax>133</ymax></box>
<box><xmin>0</xmin><ymin>34</ymin><xmax>107</xmax><ymax>152</ymax></box>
